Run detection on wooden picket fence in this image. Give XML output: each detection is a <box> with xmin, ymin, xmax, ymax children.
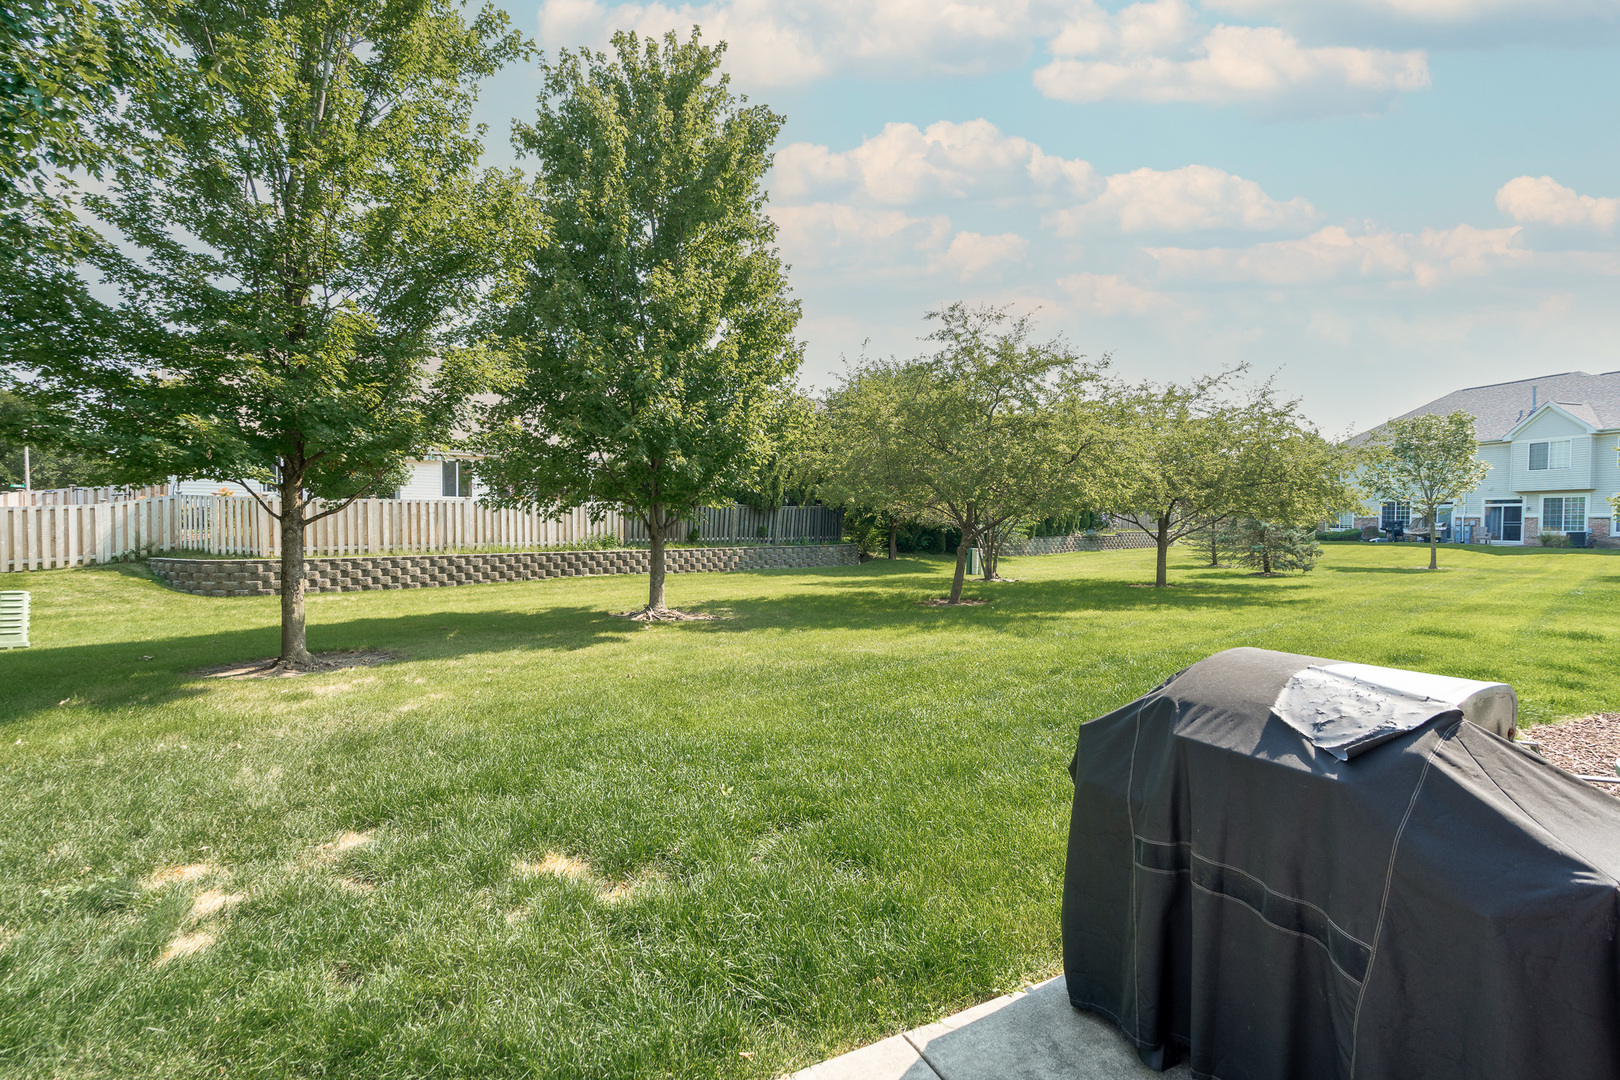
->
<box><xmin>0</xmin><ymin>483</ymin><xmax>170</xmax><ymax>507</ymax></box>
<box><xmin>623</xmin><ymin>504</ymin><xmax>843</xmax><ymax>545</ymax></box>
<box><xmin>2</xmin><ymin>496</ymin><xmax>841</xmax><ymax>571</ymax></box>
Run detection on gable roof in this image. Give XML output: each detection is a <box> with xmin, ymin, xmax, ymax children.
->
<box><xmin>1373</xmin><ymin>370</ymin><xmax>1620</xmax><ymax>442</ymax></box>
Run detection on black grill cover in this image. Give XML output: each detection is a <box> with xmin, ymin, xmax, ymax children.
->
<box><xmin>1062</xmin><ymin>646</ymin><xmax>1620</xmax><ymax>1080</ymax></box>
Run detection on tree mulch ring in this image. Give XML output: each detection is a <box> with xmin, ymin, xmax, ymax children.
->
<box><xmin>192</xmin><ymin>651</ymin><xmax>399</xmax><ymax>680</ymax></box>
<box><xmin>1526</xmin><ymin>713</ymin><xmax>1620</xmax><ymax>797</ymax></box>
<box><xmin>611</xmin><ymin>608</ymin><xmax>722</xmax><ymax>622</ymax></box>
<box><xmin>918</xmin><ymin>598</ymin><xmax>990</xmax><ymax>607</ymax></box>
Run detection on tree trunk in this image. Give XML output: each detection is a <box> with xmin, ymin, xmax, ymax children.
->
<box><xmin>1155</xmin><ymin>512</ymin><xmax>1172</xmax><ymax>587</ymax></box>
<box><xmin>1207</xmin><ymin>523</ymin><xmax>1220</xmax><ymax>566</ymax></box>
<box><xmin>1429</xmin><ymin>509</ymin><xmax>1439</xmax><ymax>570</ymax></box>
<box><xmin>949</xmin><ymin>535</ymin><xmax>971</xmax><ymax>603</ymax></box>
<box><xmin>888</xmin><ymin>518</ymin><xmax>898</xmax><ymax>560</ymax></box>
<box><xmin>981</xmin><ymin>523</ymin><xmax>996</xmax><ymax>581</ymax></box>
<box><xmin>278</xmin><ymin>480</ymin><xmax>314</xmax><ymax>668</ymax></box>
<box><xmin>647</xmin><ymin>503</ymin><xmax>668</xmax><ymax>611</ymax></box>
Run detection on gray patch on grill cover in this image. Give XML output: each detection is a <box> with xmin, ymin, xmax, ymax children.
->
<box><xmin>1272</xmin><ymin>662</ymin><xmax>1518</xmax><ymax>760</ymax></box>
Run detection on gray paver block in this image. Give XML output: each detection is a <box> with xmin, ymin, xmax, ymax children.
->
<box><xmin>790</xmin><ymin>1035</ymin><xmax>941</xmax><ymax>1080</ymax></box>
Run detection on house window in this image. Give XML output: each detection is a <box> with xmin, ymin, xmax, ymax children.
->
<box><xmin>1527</xmin><ymin>439</ymin><xmax>1571</xmax><ymax>471</ymax></box>
<box><xmin>441</xmin><ymin>460</ymin><xmax>472</xmax><ymax>498</ymax></box>
<box><xmin>1381</xmin><ymin>501</ymin><xmax>1410</xmax><ymax>531</ymax></box>
<box><xmin>1541</xmin><ymin>496</ymin><xmax>1585</xmax><ymax>532</ymax></box>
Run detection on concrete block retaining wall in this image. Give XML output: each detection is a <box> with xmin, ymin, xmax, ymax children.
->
<box><xmin>1002</xmin><ymin>532</ymin><xmax>1158</xmax><ymax>556</ymax></box>
<box><xmin>149</xmin><ymin>544</ymin><xmax>858</xmax><ymax>598</ymax></box>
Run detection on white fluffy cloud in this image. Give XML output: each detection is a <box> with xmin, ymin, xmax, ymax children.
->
<box><xmin>1058</xmin><ymin>272</ymin><xmax>1172</xmax><ymax>315</ymax></box>
<box><xmin>1208</xmin><ymin>0</ymin><xmax>1619</xmax><ymax>42</ymax></box>
<box><xmin>776</xmin><ymin>124</ymin><xmax>1311</xmax><ymax>239</ymax></box>
<box><xmin>1496</xmin><ymin>176</ymin><xmax>1619</xmax><ymax>234</ymax></box>
<box><xmin>539</xmin><ymin>0</ymin><xmax>1439</xmax><ymax>111</ymax></box>
<box><xmin>537</xmin><ymin>0</ymin><xmax>1043</xmax><ymax>86</ymax></box>
<box><xmin>939</xmin><ymin>231</ymin><xmax>1030</xmax><ymax>280</ymax></box>
<box><xmin>1048</xmin><ymin>164</ymin><xmax>1317</xmax><ymax>233</ymax></box>
<box><xmin>1034</xmin><ymin>0</ymin><xmax>1429</xmax><ymax>111</ymax></box>
<box><xmin>1147</xmin><ymin>223</ymin><xmax>1525</xmax><ymax>286</ymax></box>
<box><xmin>768</xmin><ymin>202</ymin><xmax>952</xmax><ymax>273</ymax></box>
<box><xmin>772</xmin><ymin>120</ymin><xmax>1095</xmax><ymax>206</ymax></box>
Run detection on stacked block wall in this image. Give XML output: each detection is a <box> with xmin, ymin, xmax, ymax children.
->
<box><xmin>149</xmin><ymin>544</ymin><xmax>858</xmax><ymax>597</ymax></box>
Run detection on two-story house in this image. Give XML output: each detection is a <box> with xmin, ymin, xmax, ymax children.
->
<box><xmin>1349</xmin><ymin>371</ymin><xmax>1620</xmax><ymax>546</ymax></box>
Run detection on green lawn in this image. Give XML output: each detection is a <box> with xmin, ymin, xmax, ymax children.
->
<box><xmin>2</xmin><ymin>544</ymin><xmax>1617</xmax><ymax>1078</ymax></box>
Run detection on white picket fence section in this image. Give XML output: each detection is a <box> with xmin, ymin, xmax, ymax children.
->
<box><xmin>1</xmin><ymin>496</ymin><xmax>624</xmax><ymax>571</ymax></box>
<box><xmin>0</xmin><ymin>483</ymin><xmax>170</xmax><ymax>507</ymax></box>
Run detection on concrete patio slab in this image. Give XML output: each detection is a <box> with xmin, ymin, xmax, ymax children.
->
<box><xmin>790</xmin><ymin>1034</ymin><xmax>942</xmax><ymax>1080</ymax></box>
<box><xmin>789</xmin><ymin>976</ymin><xmax>1190</xmax><ymax>1080</ymax></box>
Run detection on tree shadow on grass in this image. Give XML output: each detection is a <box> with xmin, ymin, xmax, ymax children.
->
<box><xmin>0</xmin><ymin>602</ymin><xmax>636</xmax><ymax>728</ymax></box>
<box><xmin>680</xmin><ymin>560</ymin><xmax>1320</xmax><ymax>639</ymax></box>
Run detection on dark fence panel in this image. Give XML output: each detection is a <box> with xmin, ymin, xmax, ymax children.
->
<box><xmin>623</xmin><ymin>504</ymin><xmax>843</xmax><ymax>545</ymax></box>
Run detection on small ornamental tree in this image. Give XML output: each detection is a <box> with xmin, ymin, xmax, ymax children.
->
<box><xmin>3</xmin><ymin>0</ymin><xmax>537</xmax><ymax>669</ymax></box>
<box><xmin>824</xmin><ymin>304</ymin><xmax>1115</xmax><ymax>604</ymax></box>
<box><xmin>1110</xmin><ymin>376</ymin><xmax>1244</xmax><ymax>588</ymax></box>
<box><xmin>1113</xmin><ymin>377</ymin><xmax>1349</xmax><ymax>586</ymax></box>
<box><xmin>477</xmin><ymin>30</ymin><xmax>802</xmax><ymax>619</ymax></box>
<box><xmin>1363</xmin><ymin>410</ymin><xmax>1489</xmax><ymax>570</ymax></box>
<box><xmin>815</xmin><ymin>364</ymin><xmax>927</xmax><ymax>561</ymax></box>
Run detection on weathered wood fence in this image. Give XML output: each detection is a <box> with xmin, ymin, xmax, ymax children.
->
<box><xmin>3</xmin><ymin>497</ymin><xmax>843</xmax><ymax>571</ymax></box>
<box><xmin>0</xmin><ymin>483</ymin><xmax>170</xmax><ymax>507</ymax></box>
<box><xmin>623</xmin><ymin>504</ymin><xmax>842</xmax><ymax>545</ymax></box>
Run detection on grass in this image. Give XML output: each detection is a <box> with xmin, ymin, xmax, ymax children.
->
<box><xmin>2</xmin><ymin>543</ymin><xmax>1618</xmax><ymax>1078</ymax></box>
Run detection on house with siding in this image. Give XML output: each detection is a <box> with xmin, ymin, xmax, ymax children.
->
<box><xmin>1347</xmin><ymin>371</ymin><xmax>1620</xmax><ymax>547</ymax></box>
<box><xmin>170</xmin><ymin>452</ymin><xmax>484</xmax><ymax>501</ymax></box>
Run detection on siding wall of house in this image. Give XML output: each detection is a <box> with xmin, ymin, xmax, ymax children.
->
<box><xmin>1466</xmin><ymin>442</ymin><xmax>1514</xmax><ymax>512</ymax></box>
<box><xmin>396</xmin><ymin>459</ymin><xmax>486</xmax><ymax>501</ymax></box>
<box><xmin>1590</xmin><ymin>437</ymin><xmax>1620</xmax><ymax>520</ymax></box>
<box><xmin>1509</xmin><ymin>427</ymin><xmax>1596</xmax><ymax>492</ymax></box>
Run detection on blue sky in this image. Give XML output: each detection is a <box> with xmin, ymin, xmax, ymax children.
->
<box><xmin>473</xmin><ymin>0</ymin><xmax>1620</xmax><ymax>434</ymax></box>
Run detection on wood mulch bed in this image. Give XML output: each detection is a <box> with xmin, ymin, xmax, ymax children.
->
<box><xmin>1525</xmin><ymin>712</ymin><xmax>1620</xmax><ymax>797</ymax></box>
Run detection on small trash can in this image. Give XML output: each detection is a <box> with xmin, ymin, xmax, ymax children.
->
<box><xmin>966</xmin><ymin>547</ymin><xmax>982</xmax><ymax>576</ymax></box>
<box><xmin>0</xmin><ymin>591</ymin><xmax>28</xmax><ymax>649</ymax></box>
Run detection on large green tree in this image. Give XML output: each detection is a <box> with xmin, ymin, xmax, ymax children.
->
<box><xmin>3</xmin><ymin>0</ymin><xmax>537</xmax><ymax>668</ymax></box>
<box><xmin>477</xmin><ymin>29</ymin><xmax>802</xmax><ymax>619</ymax></box>
<box><xmin>1363</xmin><ymin>409</ymin><xmax>1488</xmax><ymax>570</ymax></box>
<box><xmin>824</xmin><ymin>304</ymin><xmax>1116</xmax><ymax>604</ymax></box>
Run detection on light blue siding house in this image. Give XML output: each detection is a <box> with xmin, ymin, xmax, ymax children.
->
<box><xmin>1350</xmin><ymin>371</ymin><xmax>1620</xmax><ymax>546</ymax></box>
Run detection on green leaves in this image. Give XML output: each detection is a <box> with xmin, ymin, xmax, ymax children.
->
<box><xmin>818</xmin><ymin>304</ymin><xmax>1115</xmax><ymax>600</ymax></box>
<box><xmin>8</xmin><ymin>0</ymin><xmax>539</xmax><ymax>497</ymax></box>
<box><xmin>1362</xmin><ymin>409</ymin><xmax>1487</xmax><ymax>567</ymax></box>
<box><xmin>480</xmin><ymin>28</ymin><xmax>801</xmax><ymax>537</ymax></box>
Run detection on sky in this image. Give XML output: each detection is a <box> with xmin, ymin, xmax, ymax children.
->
<box><xmin>471</xmin><ymin>0</ymin><xmax>1620</xmax><ymax>436</ymax></box>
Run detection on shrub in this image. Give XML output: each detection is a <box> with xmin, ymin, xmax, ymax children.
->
<box><xmin>686</xmin><ymin>526</ymin><xmax>702</xmax><ymax>544</ymax></box>
<box><xmin>1221</xmin><ymin>517</ymin><xmax>1321</xmax><ymax>574</ymax></box>
<box><xmin>1538</xmin><ymin>530</ymin><xmax>1568</xmax><ymax>548</ymax></box>
<box><xmin>1315</xmin><ymin>528</ymin><xmax>1363</xmax><ymax>542</ymax></box>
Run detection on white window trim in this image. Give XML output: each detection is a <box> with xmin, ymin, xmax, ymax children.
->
<box><xmin>1527</xmin><ymin>438</ymin><xmax>1572</xmax><ymax>471</ymax></box>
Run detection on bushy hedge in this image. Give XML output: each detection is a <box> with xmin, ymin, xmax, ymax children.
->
<box><xmin>1315</xmin><ymin>528</ymin><xmax>1364</xmax><ymax>542</ymax></box>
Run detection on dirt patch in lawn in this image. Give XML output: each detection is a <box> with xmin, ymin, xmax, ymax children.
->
<box><xmin>191</xmin><ymin>651</ymin><xmax>398</xmax><ymax>679</ymax></box>
<box><xmin>1529</xmin><ymin>713</ymin><xmax>1620</xmax><ymax>797</ymax></box>
<box><xmin>142</xmin><ymin>863</ymin><xmax>216</xmax><ymax>890</ymax></box>
<box><xmin>187</xmin><ymin>889</ymin><xmax>244</xmax><ymax>921</ymax></box>
<box><xmin>157</xmin><ymin>930</ymin><xmax>216</xmax><ymax>965</ymax></box>
<box><xmin>918</xmin><ymin>598</ymin><xmax>989</xmax><ymax>607</ymax></box>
